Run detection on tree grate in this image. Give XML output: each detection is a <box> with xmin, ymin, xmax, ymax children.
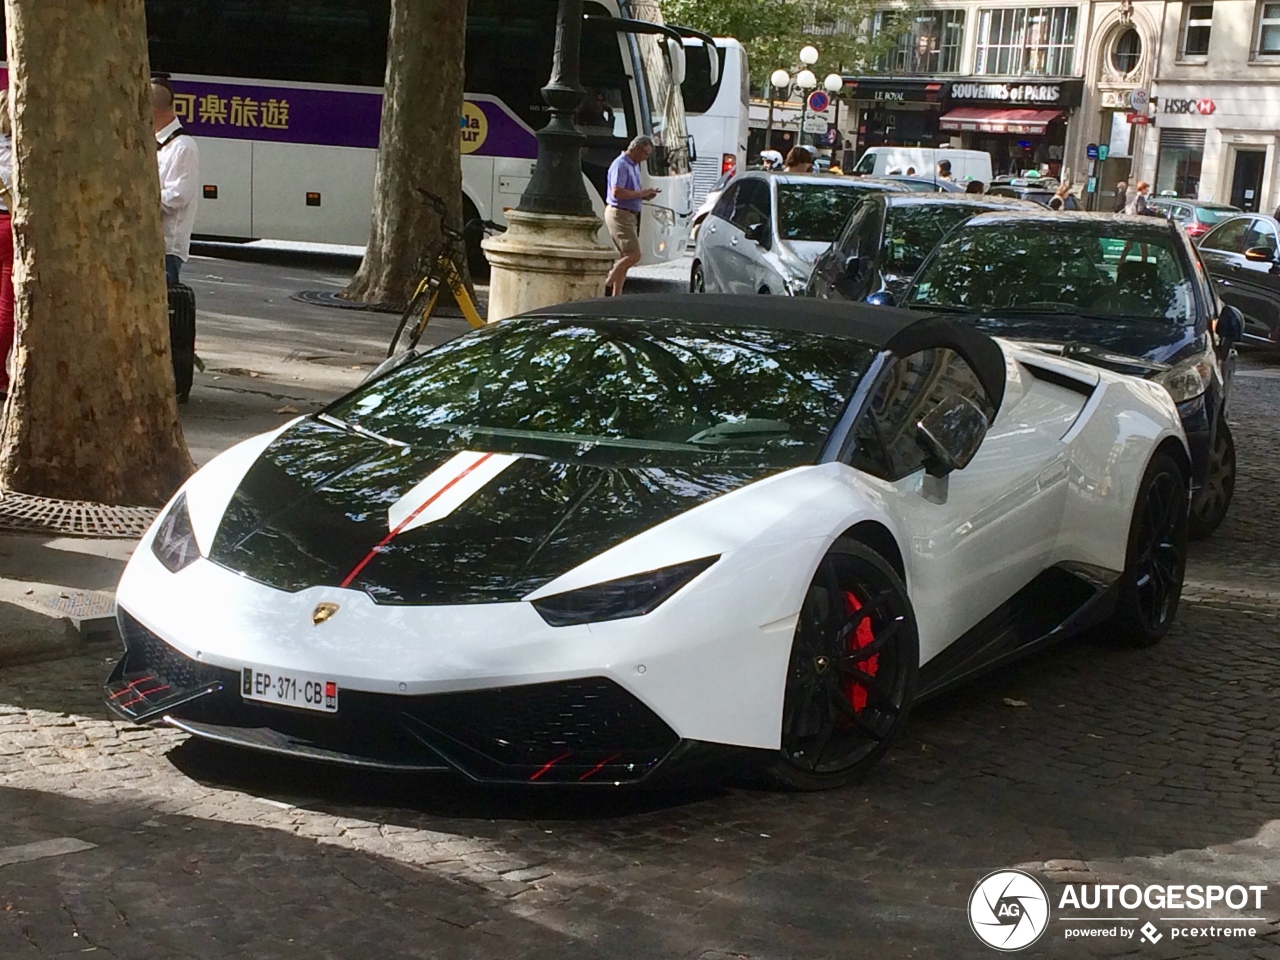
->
<box><xmin>0</xmin><ymin>490</ymin><xmax>158</xmax><ymax>539</ymax></box>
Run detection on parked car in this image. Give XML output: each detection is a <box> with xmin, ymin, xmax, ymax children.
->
<box><xmin>806</xmin><ymin>193</ymin><xmax>1036</xmax><ymax>303</ymax></box>
<box><xmin>105</xmin><ymin>294</ymin><xmax>1190</xmax><ymax>789</ymax></box>
<box><xmin>882</xmin><ymin>175</ymin><xmax>969</xmax><ymax>194</ymax></box>
<box><xmin>1148</xmin><ymin>198</ymin><xmax>1241</xmax><ymax>241</ymax></box>
<box><xmin>892</xmin><ymin>210</ymin><xmax>1241</xmax><ymax>539</ymax></box>
<box><xmin>1196</xmin><ymin>213</ymin><xmax>1280</xmax><ymax>346</ymax></box>
<box><xmin>986</xmin><ymin>177</ymin><xmax>1079</xmax><ymax>210</ymax></box>
<box><xmin>852</xmin><ymin>146</ymin><xmax>993</xmax><ymax>184</ymax></box>
<box><xmin>690</xmin><ymin>171</ymin><xmax>905</xmax><ymax>296</ymax></box>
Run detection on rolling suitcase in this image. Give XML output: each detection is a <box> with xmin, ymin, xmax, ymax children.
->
<box><xmin>167</xmin><ymin>282</ymin><xmax>196</xmax><ymax>403</ymax></box>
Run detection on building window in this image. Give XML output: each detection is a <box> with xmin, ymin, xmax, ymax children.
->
<box><xmin>1155</xmin><ymin>129</ymin><xmax>1206</xmax><ymax>198</ymax></box>
<box><xmin>974</xmin><ymin>7</ymin><xmax>1078</xmax><ymax>77</ymax></box>
<box><xmin>1111</xmin><ymin>27</ymin><xmax>1142</xmax><ymax>74</ymax></box>
<box><xmin>1181</xmin><ymin>3</ymin><xmax>1213</xmax><ymax>58</ymax></box>
<box><xmin>1256</xmin><ymin>2</ymin><xmax>1280</xmax><ymax>57</ymax></box>
<box><xmin>875</xmin><ymin>10</ymin><xmax>966</xmax><ymax>75</ymax></box>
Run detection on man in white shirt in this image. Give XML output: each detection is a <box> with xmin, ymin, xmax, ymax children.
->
<box><xmin>152</xmin><ymin>78</ymin><xmax>199</xmax><ymax>285</ymax></box>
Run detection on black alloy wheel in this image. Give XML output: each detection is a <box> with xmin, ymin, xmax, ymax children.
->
<box><xmin>690</xmin><ymin>260</ymin><xmax>705</xmax><ymax>293</ymax></box>
<box><xmin>1188</xmin><ymin>419</ymin><xmax>1235</xmax><ymax>540</ymax></box>
<box><xmin>770</xmin><ymin>540</ymin><xmax>918</xmax><ymax>791</ymax></box>
<box><xmin>1103</xmin><ymin>451</ymin><xmax>1188</xmax><ymax>647</ymax></box>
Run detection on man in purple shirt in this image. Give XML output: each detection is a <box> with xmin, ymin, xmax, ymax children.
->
<box><xmin>604</xmin><ymin>135</ymin><xmax>660</xmax><ymax>296</ymax></box>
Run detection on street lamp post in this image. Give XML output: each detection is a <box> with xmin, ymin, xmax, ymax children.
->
<box><xmin>796</xmin><ymin>45</ymin><xmax>819</xmax><ymax>146</ymax></box>
<box><xmin>768</xmin><ymin>68</ymin><xmax>790</xmax><ymax>155</ymax></box>
<box><xmin>518</xmin><ymin>0</ymin><xmax>592</xmax><ymax>216</ymax></box>
<box><xmin>824</xmin><ymin>73</ymin><xmax>844</xmax><ymax>163</ymax></box>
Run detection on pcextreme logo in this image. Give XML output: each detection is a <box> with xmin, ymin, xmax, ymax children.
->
<box><xmin>969</xmin><ymin>870</ymin><xmax>1270</xmax><ymax>951</ymax></box>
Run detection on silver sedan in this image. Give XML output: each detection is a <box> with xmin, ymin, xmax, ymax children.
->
<box><xmin>691</xmin><ymin>172</ymin><xmax>904</xmax><ymax>296</ymax></box>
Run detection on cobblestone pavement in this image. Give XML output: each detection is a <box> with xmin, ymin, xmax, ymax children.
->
<box><xmin>2</xmin><ymin>357</ymin><xmax>1280</xmax><ymax>959</ymax></box>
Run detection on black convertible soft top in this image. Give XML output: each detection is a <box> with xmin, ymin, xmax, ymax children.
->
<box><xmin>521</xmin><ymin>294</ymin><xmax>1007</xmax><ymax>413</ymax></box>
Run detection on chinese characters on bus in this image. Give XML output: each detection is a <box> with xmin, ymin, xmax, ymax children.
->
<box><xmin>173</xmin><ymin>93</ymin><xmax>290</xmax><ymax>130</ymax></box>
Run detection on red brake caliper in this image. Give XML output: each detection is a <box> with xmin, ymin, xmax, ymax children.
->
<box><xmin>843</xmin><ymin>591</ymin><xmax>878</xmax><ymax>713</ymax></box>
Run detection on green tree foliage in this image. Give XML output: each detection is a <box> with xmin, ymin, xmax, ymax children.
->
<box><xmin>661</xmin><ymin>0</ymin><xmax>913</xmax><ymax>88</ymax></box>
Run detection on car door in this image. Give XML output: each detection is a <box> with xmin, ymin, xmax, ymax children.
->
<box><xmin>696</xmin><ymin>181</ymin><xmax>742</xmax><ymax>293</ymax></box>
<box><xmin>827</xmin><ymin>198</ymin><xmax>884</xmax><ymax>302</ymax></box>
<box><xmin>845</xmin><ymin>345</ymin><xmax>1083</xmax><ymax>667</ymax></box>
<box><xmin>1201</xmin><ymin>216</ymin><xmax>1280</xmax><ymax>344</ymax></box>
<box><xmin>722</xmin><ymin>178</ymin><xmax>776</xmax><ymax>294</ymax></box>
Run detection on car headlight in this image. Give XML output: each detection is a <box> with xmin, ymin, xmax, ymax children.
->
<box><xmin>531</xmin><ymin>556</ymin><xmax>718</xmax><ymax>627</ymax></box>
<box><xmin>649</xmin><ymin>205</ymin><xmax>675</xmax><ymax>228</ymax></box>
<box><xmin>151</xmin><ymin>492</ymin><xmax>201</xmax><ymax>573</ymax></box>
<box><xmin>1153</xmin><ymin>344</ymin><xmax>1217</xmax><ymax>403</ymax></box>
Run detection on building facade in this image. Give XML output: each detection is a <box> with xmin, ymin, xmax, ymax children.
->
<box><xmin>818</xmin><ymin>1</ymin><xmax>1280</xmax><ymax>212</ymax></box>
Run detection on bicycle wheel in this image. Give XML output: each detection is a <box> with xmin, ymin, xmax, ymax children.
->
<box><xmin>386</xmin><ymin>280</ymin><xmax>436</xmax><ymax>357</ymax></box>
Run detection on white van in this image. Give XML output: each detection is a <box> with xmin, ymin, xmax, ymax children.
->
<box><xmin>852</xmin><ymin>147</ymin><xmax>993</xmax><ymax>185</ymax></box>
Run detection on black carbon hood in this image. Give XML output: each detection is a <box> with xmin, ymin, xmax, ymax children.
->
<box><xmin>207</xmin><ymin>418</ymin><xmax>772</xmax><ymax>604</ymax></box>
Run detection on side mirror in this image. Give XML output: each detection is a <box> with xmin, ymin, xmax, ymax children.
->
<box><xmin>865</xmin><ymin>290</ymin><xmax>896</xmax><ymax>307</ymax></box>
<box><xmin>1244</xmin><ymin>245</ymin><xmax>1277</xmax><ymax>263</ymax></box>
<box><xmin>1218</xmin><ymin>304</ymin><xmax>1245</xmax><ymax>345</ymax></box>
<box><xmin>916</xmin><ymin>394</ymin><xmax>989</xmax><ymax>478</ymax></box>
<box><xmin>666</xmin><ymin>38</ymin><xmax>687</xmax><ymax>87</ymax></box>
<box><xmin>843</xmin><ymin>255</ymin><xmax>862</xmax><ymax>279</ymax></box>
<box><xmin>744</xmin><ymin>220</ymin><xmax>770</xmax><ymax>246</ymax></box>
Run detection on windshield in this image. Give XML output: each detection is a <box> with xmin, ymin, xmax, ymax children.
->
<box><xmin>627</xmin><ymin>2</ymin><xmax>690</xmax><ymax>177</ymax></box>
<box><xmin>777</xmin><ymin>184</ymin><xmax>870</xmax><ymax>242</ymax></box>
<box><xmin>883</xmin><ymin>203</ymin><xmax>998</xmax><ymax>276</ymax></box>
<box><xmin>906</xmin><ymin>219</ymin><xmax>1196</xmax><ymax>324</ymax></box>
<box><xmin>327</xmin><ymin>319</ymin><xmax>876</xmax><ymax>468</ymax></box>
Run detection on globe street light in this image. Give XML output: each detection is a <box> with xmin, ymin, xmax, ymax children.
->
<box><xmin>800</xmin><ymin>45</ymin><xmax>819</xmax><ymax>66</ymax></box>
<box><xmin>796</xmin><ymin>68</ymin><xmax>817</xmax><ymax>152</ymax></box>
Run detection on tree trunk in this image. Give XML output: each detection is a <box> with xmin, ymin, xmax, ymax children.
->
<box><xmin>342</xmin><ymin>0</ymin><xmax>467</xmax><ymax>308</ymax></box>
<box><xmin>0</xmin><ymin>0</ymin><xmax>193</xmax><ymax>506</ymax></box>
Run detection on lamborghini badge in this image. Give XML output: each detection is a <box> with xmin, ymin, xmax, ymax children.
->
<box><xmin>311</xmin><ymin>602</ymin><xmax>340</xmax><ymax>625</ymax></box>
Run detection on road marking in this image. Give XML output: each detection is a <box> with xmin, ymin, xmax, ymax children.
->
<box><xmin>0</xmin><ymin>837</ymin><xmax>97</xmax><ymax>867</ymax></box>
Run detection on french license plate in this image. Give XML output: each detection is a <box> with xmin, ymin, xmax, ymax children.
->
<box><xmin>241</xmin><ymin>665</ymin><xmax>339</xmax><ymax>713</ymax></box>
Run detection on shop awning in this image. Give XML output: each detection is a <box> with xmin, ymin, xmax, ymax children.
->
<box><xmin>939</xmin><ymin>108</ymin><xmax>1063</xmax><ymax>135</ymax></box>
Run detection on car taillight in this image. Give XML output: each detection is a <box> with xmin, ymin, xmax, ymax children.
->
<box><xmin>1187</xmin><ymin>224</ymin><xmax>1209</xmax><ymax>237</ymax></box>
<box><xmin>721</xmin><ymin>153</ymin><xmax>737</xmax><ymax>175</ymax></box>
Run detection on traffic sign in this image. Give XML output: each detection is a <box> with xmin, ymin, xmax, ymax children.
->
<box><xmin>807</xmin><ymin>90</ymin><xmax>830</xmax><ymax>113</ymax></box>
<box><xmin>823</xmin><ymin>126</ymin><xmax>840</xmax><ymax>147</ymax></box>
<box><xmin>1097</xmin><ymin>144</ymin><xmax>1110</xmax><ymax>161</ymax></box>
<box><xmin>1086</xmin><ymin>143</ymin><xmax>1098</xmax><ymax>160</ymax></box>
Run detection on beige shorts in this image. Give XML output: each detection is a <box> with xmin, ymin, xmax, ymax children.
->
<box><xmin>605</xmin><ymin>206</ymin><xmax>642</xmax><ymax>258</ymax></box>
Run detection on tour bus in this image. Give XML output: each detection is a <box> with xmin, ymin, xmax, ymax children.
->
<box><xmin>681</xmin><ymin>38</ymin><xmax>749</xmax><ymax>210</ymax></box>
<box><xmin>122</xmin><ymin>1</ymin><xmax>696</xmax><ymax>266</ymax></box>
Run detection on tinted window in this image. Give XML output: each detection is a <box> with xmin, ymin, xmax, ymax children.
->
<box><xmin>1201</xmin><ymin>218</ymin><xmax>1251</xmax><ymax>253</ymax></box>
<box><xmin>908</xmin><ymin>220</ymin><xmax>1196</xmax><ymax>323</ymax></box>
<box><xmin>731</xmin><ymin>180</ymin><xmax>771</xmax><ymax>232</ymax></box>
<box><xmin>1245</xmin><ymin>219</ymin><xmax>1278</xmax><ymax>253</ymax></box>
<box><xmin>329</xmin><ymin>319</ymin><xmax>877</xmax><ymax>468</ymax></box>
<box><xmin>851</xmin><ymin>348</ymin><xmax>994</xmax><ymax>481</ymax></box>
<box><xmin>883</xmin><ymin>203</ymin><xmax>989</xmax><ymax>275</ymax></box>
<box><xmin>145</xmin><ymin>0</ymin><xmax>391</xmax><ymax>86</ymax></box>
<box><xmin>776</xmin><ymin>184</ymin><xmax>870</xmax><ymax>242</ymax></box>
<box><xmin>711</xmin><ymin>182</ymin><xmax>741</xmax><ymax>222</ymax></box>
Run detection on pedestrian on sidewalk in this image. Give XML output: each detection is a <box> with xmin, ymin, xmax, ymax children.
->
<box><xmin>604</xmin><ymin>135</ymin><xmax>658</xmax><ymax>297</ymax></box>
<box><xmin>152</xmin><ymin>77</ymin><xmax>199</xmax><ymax>286</ymax></box>
<box><xmin>783</xmin><ymin>147</ymin><xmax>814</xmax><ymax>173</ymax></box>
<box><xmin>1114</xmin><ymin>180</ymin><xmax>1129</xmax><ymax>214</ymax></box>
<box><xmin>0</xmin><ymin>101</ymin><xmax>15</xmax><ymax>404</ymax></box>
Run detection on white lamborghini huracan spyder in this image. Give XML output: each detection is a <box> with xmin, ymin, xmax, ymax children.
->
<box><xmin>107</xmin><ymin>296</ymin><xmax>1190</xmax><ymax>790</ymax></box>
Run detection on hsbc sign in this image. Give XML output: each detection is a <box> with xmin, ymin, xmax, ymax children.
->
<box><xmin>1163</xmin><ymin>98</ymin><xmax>1216</xmax><ymax>115</ymax></box>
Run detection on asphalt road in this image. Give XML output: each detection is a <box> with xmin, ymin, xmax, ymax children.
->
<box><xmin>2</xmin><ymin>250</ymin><xmax>1280</xmax><ymax>959</ymax></box>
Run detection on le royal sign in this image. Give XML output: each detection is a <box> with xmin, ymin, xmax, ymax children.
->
<box><xmin>949</xmin><ymin>79</ymin><xmax>1085</xmax><ymax>108</ymax></box>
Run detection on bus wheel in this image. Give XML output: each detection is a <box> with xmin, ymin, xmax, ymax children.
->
<box><xmin>462</xmin><ymin>196</ymin><xmax>489</xmax><ymax>280</ymax></box>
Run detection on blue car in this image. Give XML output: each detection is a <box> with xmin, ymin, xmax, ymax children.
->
<box><xmin>880</xmin><ymin>210</ymin><xmax>1240</xmax><ymax>539</ymax></box>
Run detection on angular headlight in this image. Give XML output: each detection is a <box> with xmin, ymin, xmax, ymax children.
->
<box><xmin>531</xmin><ymin>557</ymin><xmax>719</xmax><ymax>627</ymax></box>
<box><xmin>1154</xmin><ymin>344</ymin><xmax>1217</xmax><ymax>403</ymax></box>
<box><xmin>649</xmin><ymin>205</ymin><xmax>676</xmax><ymax>228</ymax></box>
<box><xmin>151</xmin><ymin>492</ymin><xmax>201</xmax><ymax>573</ymax></box>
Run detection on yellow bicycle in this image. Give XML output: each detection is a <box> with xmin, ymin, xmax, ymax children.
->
<box><xmin>386</xmin><ymin>189</ymin><xmax>503</xmax><ymax>356</ymax></box>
